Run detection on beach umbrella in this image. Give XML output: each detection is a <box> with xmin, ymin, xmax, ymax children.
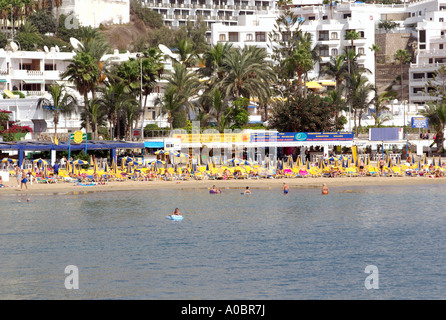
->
<box><xmin>423</xmin><ymin>155</ymin><xmax>428</xmax><ymax>165</ymax></box>
<box><xmin>1</xmin><ymin>157</ymin><xmax>15</xmax><ymax>163</ymax></box>
<box><xmin>71</xmin><ymin>159</ymin><xmax>87</xmax><ymax>165</ymax></box>
<box><xmin>228</xmin><ymin>158</ymin><xmax>243</xmax><ymax>166</ymax></box>
<box><xmin>418</xmin><ymin>159</ymin><xmax>421</xmax><ymax>170</ymax></box>
<box><xmin>306</xmin><ymin>160</ymin><xmax>310</xmax><ymax>170</ymax></box>
<box><xmin>438</xmin><ymin>156</ymin><xmax>442</xmax><ymax>167</ymax></box>
<box><xmin>432</xmin><ymin>157</ymin><xmax>436</xmax><ymax>167</ymax></box>
<box><xmin>33</xmin><ymin>158</ymin><xmax>49</xmax><ymax>165</ymax></box>
<box><xmin>154</xmin><ymin>149</ymin><xmax>166</xmax><ymax>155</ymax></box>
<box><xmin>127</xmin><ymin>160</ymin><xmax>142</xmax><ymax>166</ymax></box>
<box><xmin>89</xmin><ymin>155</ymin><xmax>94</xmax><ymax>166</ymax></box>
<box><xmin>411</xmin><ymin>155</ymin><xmax>416</xmax><ymax>165</ymax></box>
<box><xmin>243</xmin><ymin>160</ymin><xmax>254</xmax><ymax>166</ymax></box>
<box><xmin>176</xmin><ymin>152</ymin><xmax>189</xmax><ymax>158</ymax></box>
<box><xmin>148</xmin><ymin>159</ymin><xmax>165</xmax><ymax>166</ymax></box>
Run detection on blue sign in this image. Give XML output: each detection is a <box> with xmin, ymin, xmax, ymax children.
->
<box><xmin>250</xmin><ymin>132</ymin><xmax>354</xmax><ymax>142</ymax></box>
<box><xmin>411</xmin><ymin>117</ymin><xmax>429</xmax><ymax>128</ymax></box>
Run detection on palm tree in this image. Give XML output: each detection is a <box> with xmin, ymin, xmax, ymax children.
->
<box><xmin>165</xmin><ymin>62</ymin><xmax>201</xmax><ymax>119</ymax></box>
<box><xmin>156</xmin><ymin>87</ymin><xmax>183</xmax><ymax>130</ymax></box>
<box><xmin>37</xmin><ymin>84</ymin><xmax>77</xmax><ymax>138</ymax></box>
<box><xmin>369</xmin><ymin>43</ymin><xmax>381</xmax><ymax>89</ymax></box>
<box><xmin>344</xmin><ymin>30</ymin><xmax>360</xmax><ymax>74</ymax></box>
<box><xmin>95</xmin><ymin>81</ymin><xmax>137</xmax><ymax>140</ymax></box>
<box><xmin>219</xmin><ymin>46</ymin><xmax>273</xmax><ymax>105</ymax></box>
<box><xmin>61</xmin><ymin>51</ymin><xmax>100</xmax><ymax>133</ymax></box>
<box><xmin>346</xmin><ymin>71</ymin><xmax>374</xmax><ymax>136</ymax></box>
<box><xmin>210</xmin><ymin>88</ymin><xmax>226</xmax><ymax>132</ymax></box>
<box><xmin>198</xmin><ymin>42</ymin><xmax>234</xmax><ymax>80</ymax></box>
<box><xmin>320</xmin><ymin>54</ymin><xmax>348</xmax><ymax>91</ymax></box>
<box><xmin>394</xmin><ymin>49</ymin><xmax>412</xmax><ymax>102</ymax></box>
<box><xmin>139</xmin><ymin>48</ymin><xmax>164</xmax><ymax>133</ymax></box>
<box><xmin>82</xmin><ymin>98</ymin><xmax>106</xmax><ymax>140</ymax></box>
<box><xmin>175</xmin><ymin>38</ymin><xmax>197</xmax><ymax>68</ymax></box>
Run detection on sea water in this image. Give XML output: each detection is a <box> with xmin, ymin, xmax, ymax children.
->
<box><xmin>0</xmin><ymin>184</ymin><xmax>445</xmax><ymax>299</ymax></box>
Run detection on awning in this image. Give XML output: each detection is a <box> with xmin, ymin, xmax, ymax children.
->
<box><xmin>305</xmin><ymin>81</ymin><xmax>323</xmax><ymax>89</ymax></box>
<box><xmin>144</xmin><ymin>141</ymin><xmax>164</xmax><ymax>148</ymax></box>
<box><xmin>23</xmin><ymin>80</ymin><xmax>43</xmax><ymax>84</ymax></box>
<box><xmin>320</xmin><ymin>81</ymin><xmax>336</xmax><ymax>86</ymax></box>
<box><xmin>0</xmin><ymin>79</ymin><xmax>7</xmax><ymax>82</ymax></box>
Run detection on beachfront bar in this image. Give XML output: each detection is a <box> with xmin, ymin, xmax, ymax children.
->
<box><xmin>0</xmin><ymin>141</ymin><xmax>145</xmax><ymax>167</ymax></box>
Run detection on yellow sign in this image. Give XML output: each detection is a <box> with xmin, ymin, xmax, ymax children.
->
<box><xmin>73</xmin><ymin>130</ymin><xmax>84</xmax><ymax>144</ymax></box>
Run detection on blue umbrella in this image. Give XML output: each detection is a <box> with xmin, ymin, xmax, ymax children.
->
<box><xmin>228</xmin><ymin>158</ymin><xmax>244</xmax><ymax>166</ymax></box>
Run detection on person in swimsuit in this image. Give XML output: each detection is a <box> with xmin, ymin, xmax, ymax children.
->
<box><xmin>282</xmin><ymin>182</ymin><xmax>289</xmax><ymax>194</ymax></box>
<box><xmin>172</xmin><ymin>208</ymin><xmax>181</xmax><ymax>215</ymax></box>
<box><xmin>379</xmin><ymin>159</ymin><xmax>385</xmax><ymax>175</ymax></box>
<box><xmin>359</xmin><ymin>158</ymin><xmax>365</xmax><ymax>176</ymax></box>
<box><xmin>20</xmin><ymin>170</ymin><xmax>28</xmax><ymax>191</ymax></box>
<box><xmin>244</xmin><ymin>186</ymin><xmax>251</xmax><ymax>194</ymax></box>
<box><xmin>321</xmin><ymin>183</ymin><xmax>329</xmax><ymax>195</ymax></box>
<box><xmin>210</xmin><ymin>185</ymin><xmax>221</xmax><ymax>194</ymax></box>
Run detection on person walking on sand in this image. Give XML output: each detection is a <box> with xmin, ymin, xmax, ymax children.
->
<box><xmin>321</xmin><ymin>183</ymin><xmax>329</xmax><ymax>195</ymax></box>
<box><xmin>14</xmin><ymin>165</ymin><xmax>21</xmax><ymax>188</ymax></box>
<box><xmin>20</xmin><ymin>170</ymin><xmax>28</xmax><ymax>191</ymax></box>
<box><xmin>282</xmin><ymin>182</ymin><xmax>289</xmax><ymax>194</ymax></box>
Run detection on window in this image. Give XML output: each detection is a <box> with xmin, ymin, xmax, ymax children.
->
<box><xmin>331</xmin><ymin>32</ymin><xmax>338</xmax><ymax>40</ymax></box>
<box><xmin>229</xmin><ymin>32</ymin><xmax>239</xmax><ymax>42</ymax></box>
<box><xmin>44</xmin><ymin>64</ymin><xmax>56</xmax><ymax>71</ymax></box>
<box><xmin>359</xmin><ymin>31</ymin><xmax>365</xmax><ymax>38</ymax></box>
<box><xmin>331</xmin><ymin>48</ymin><xmax>338</xmax><ymax>56</ymax></box>
<box><xmin>219</xmin><ymin>34</ymin><xmax>226</xmax><ymax>41</ymax></box>
<box><xmin>419</xmin><ymin>30</ymin><xmax>426</xmax><ymax>43</ymax></box>
<box><xmin>246</xmin><ymin>33</ymin><xmax>253</xmax><ymax>41</ymax></box>
<box><xmin>319</xmin><ymin>46</ymin><xmax>329</xmax><ymax>57</ymax></box>
<box><xmin>255</xmin><ymin>32</ymin><xmax>266</xmax><ymax>42</ymax></box>
<box><xmin>413</xmin><ymin>73</ymin><xmax>424</xmax><ymax>79</ymax></box>
<box><xmin>420</xmin><ymin>44</ymin><xmax>426</xmax><ymax>49</ymax></box>
<box><xmin>344</xmin><ymin>13</ymin><xmax>351</xmax><ymax>19</ymax></box>
<box><xmin>318</xmin><ymin>31</ymin><xmax>329</xmax><ymax>41</ymax></box>
<box><xmin>440</xmin><ymin>18</ymin><xmax>444</xmax><ymax>22</ymax></box>
<box><xmin>358</xmin><ymin>47</ymin><xmax>364</xmax><ymax>55</ymax></box>
<box><xmin>440</xmin><ymin>44</ymin><xmax>444</xmax><ymax>49</ymax></box>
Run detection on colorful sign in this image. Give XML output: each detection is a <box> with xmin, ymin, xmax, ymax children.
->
<box><xmin>250</xmin><ymin>132</ymin><xmax>354</xmax><ymax>142</ymax></box>
<box><xmin>72</xmin><ymin>130</ymin><xmax>85</xmax><ymax>144</ymax></box>
<box><xmin>411</xmin><ymin>117</ymin><xmax>429</xmax><ymax>128</ymax></box>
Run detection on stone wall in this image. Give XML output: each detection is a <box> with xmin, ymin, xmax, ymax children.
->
<box><xmin>375</xmin><ymin>33</ymin><xmax>416</xmax><ymax>64</ymax></box>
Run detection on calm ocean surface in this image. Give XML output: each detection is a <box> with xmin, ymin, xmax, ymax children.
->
<box><xmin>0</xmin><ymin>183</ymin><xmax>445</xmax><ymax>300</ymax></box>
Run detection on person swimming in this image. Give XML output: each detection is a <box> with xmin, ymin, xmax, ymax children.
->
<box><xmin>321</xmin><ymin>183</ymin><xmax>329</xmax><ymax>195</ymax></box>
<box><xmin>244</xmin><ymin>186</ymin><xmax>251</xmax><ymax>194</ymax></box>
<box><xmin>282</xmin><ymin>182</ymin><xmax>289</xmax><ymax>194</ymax></box>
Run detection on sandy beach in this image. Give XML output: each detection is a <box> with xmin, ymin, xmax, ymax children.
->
<box><xmin>1</xmin><ymin>175</ymin><xmax>446</xmax><ymax>196</ymax></box>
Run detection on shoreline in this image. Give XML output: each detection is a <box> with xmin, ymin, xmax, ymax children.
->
<box><xmin>1</xmin><ymin>176</ymin><xmax>446</xmax><ymax>196</ymax></box>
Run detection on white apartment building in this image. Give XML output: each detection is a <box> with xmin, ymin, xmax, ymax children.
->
<box><xmin>59</xmin><ymin>0</ymin><xmax>130</xmax><ymax>28</ymax></box>
<box><xmin>142</xmin><ymin>0</ymin><xmax>276</xmax><ymax>41</ymax></box>
<box><xmin>0</xmin><ymin>48</ymin><xmax>170</xmax><ymax>135</ymax></box>
<box><xmin>210</xmin><ymin>3</ymin><xmax>380</xmax><ymax>84</ymax></box>
<box><xmin>408</xmin><ymin>0</ymin><xmax>446</xmax><ymax>107</ymax></box>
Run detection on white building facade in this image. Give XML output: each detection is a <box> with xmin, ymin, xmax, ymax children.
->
<box><xmin>0</xmin><ymin>48</ymin><xmax>171</xmax><ymax>136</ymax></box>
<box><xmin>59</xmin><ymin>0</ymin><xmax>130</xmax><ymax>28</ymax></box>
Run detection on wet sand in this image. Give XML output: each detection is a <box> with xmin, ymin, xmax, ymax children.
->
<box><xmin>1</xmin><ymin>175</ymin><xmax>446</xmax><ymax>196</ymax></box>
